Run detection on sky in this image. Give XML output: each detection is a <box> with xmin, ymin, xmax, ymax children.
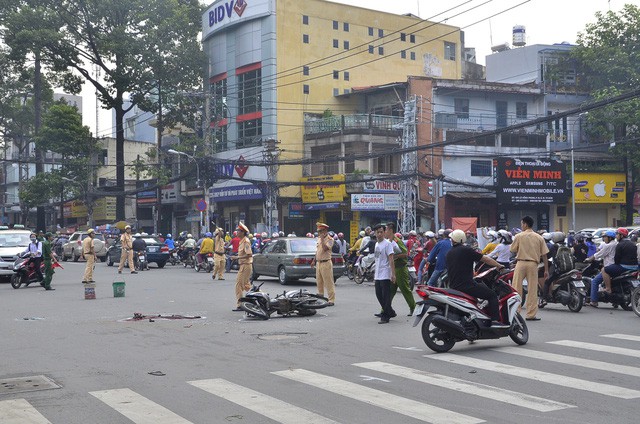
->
<box><xmin>81</xmin><ymin>0</ymin><xmax>640</xmax><ymax>137</ymax></box>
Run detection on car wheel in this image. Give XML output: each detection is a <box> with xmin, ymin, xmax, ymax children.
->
<box><xmin>99</xmin><ymin>256</ymin><xmax>106</xmax><ymax>263</ymax></box>
<box><xmin>156</xmin><ymin>262</ymin><xmax>166</xmax><ymax>269</ymax></box>
<box><xmin>278</xmin><ymin>266</ymin><xmax>288</xmax><ymax>285</ymax></box>
<box><xmin>73</xmin><ymin>250</ymin><xmax>79</xmax><ymax>262</ymax></box>
<box><xmin>106</xmin><ymin>253</ymin><xmax>114</xmax><ymax>266</ymax></box>
<box><xmin>61</xmin><ymin>253</ymin><xmax>68</xmax><ymax>262</ymax></box>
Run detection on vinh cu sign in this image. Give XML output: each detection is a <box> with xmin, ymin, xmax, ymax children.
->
<box><xmin>494</xmin><ymin>157</ymin><xmax>568</xmax><ymax>204</ymax></box>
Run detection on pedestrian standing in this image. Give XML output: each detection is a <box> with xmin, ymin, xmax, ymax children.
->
<box><xmin>372</xmin><ymin>223</ymin><xmax>396</xmax><ymax>323</ymax></box>
<box><xmin>212</xmin><ymin>228</ymin><xmax>226</xmax><ymax>280</ymax></box>
<box><xmin>82</xmin><ymin>229</ymin><xmax>97</xmax><ymax>284</ymax></box>
<box><xmin>386</xmin><ymin>222</ymin><xmax>415</xmax><ymax>315</ymax></box>
<box><xmin>41</xmin><ymin>232</ymin><xmax>56</xmax><ymax>291</ymax></box>
<box><xmin>232</xmin><ymin>223</ymin><xmax>253</xmax><ymax>311</ymax></box>
<box><xmin>118</xmin><ymin>225</ymin><xmax>136</xmax><ymax>274</ymax></box>
<box><xmin>510</xmin><ymin>216</ymin><xmax>548</xmax><ymax>321</ymax></box>
<box><xmin>311</xmin><ymin>222</ymin><xmax>335</xmax><ymax>306</ymax></box>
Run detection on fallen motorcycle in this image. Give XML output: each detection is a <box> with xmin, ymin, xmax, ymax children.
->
<box><xmin>239</xmin><ymin>282</ymin><xmax>331</xmax><ymax>320</ymax></box>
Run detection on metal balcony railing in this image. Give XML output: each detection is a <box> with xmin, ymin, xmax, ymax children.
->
<box><xmin>304</xmin><ymin>114</ymin><xmax>403</xmax><ymax>135</ymax></box>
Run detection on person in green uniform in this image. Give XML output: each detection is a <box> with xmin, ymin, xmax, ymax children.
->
<box><xmin>42</xmin><ymin>232</ymin><xmax>56</xmax><ymax>291</ymax></box>
<box><xmin>386</xmin><ymin>222</ymin><xmax>416</xmax><ymax>315</ymax></box>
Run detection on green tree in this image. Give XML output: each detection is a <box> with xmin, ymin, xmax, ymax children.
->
<box><xmin>14</xmin><ymin>0</ymin><xmax>205</xmax><ymax>220</ymax></box>
<box><xmin>572</xmin><ymin>4</ymin><xmax>640</xmax><ymax>224</ymax></box>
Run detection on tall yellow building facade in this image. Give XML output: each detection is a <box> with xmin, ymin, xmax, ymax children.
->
<box><xmin>202</xmin><ymin>0</ymin><xmax>463</xmax><ymax>233</ymax></box>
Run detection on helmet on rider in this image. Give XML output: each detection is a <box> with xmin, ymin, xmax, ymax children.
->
<box><xmin>449</xmin><ymin>229</ymin><xmax>466</xmax><ymax>244</ymax></box>
<box><xmin>272</xmin><ymin>232</ymin><xmax>279</xmax><ymax>238</ymax></box>
<box><xmin>616</xmin><ymin>227</ymin><xmax>629</xmax><ymax>237</ymax></box>
<box><xmin>437</xmin><ymin>229</ymin><xmax>445</xmax><ymax>236</ymax></box>
<box><xmin>604</xmin><ymin>230</ymin><xmax>616</xmax><ymax>239</ymax></box>
<box><xmin>424</xmin><ymin>231</ymin><xmax>435</xmax><ymax>238</ymax></box>
<box><xmin>134</xmin><ymin>233</ymin><xmax>141</xmax><ymax>237</ymax></box>
<box><xmin>487</xmin><ymin>230</ymin><xmax>498</xmax><ymax>241</ymax></box>
<box><xmin>261</xmin><ymin>232</ymin><xmax>268</xmax><ymax>238</ymax></box>
<box><xmin>551</xmin><ymin>232</ymin><xmax>566</xmax><ymax>244</ymax></box>
<box><xmin>233</xmin><ymin>231</ymin><xmax>237</xmax><ymax>237</ymax></box>
<box><xmin>409</xmin><ymin>230</ymin><xmax>417</xmax><ymax>236</ymax></box>
<box><xmin>166</xmin><ymin>233</ymin><xmax>172</xmax><ymax>239</ymax></box>
<box><xmin>205</xmin><ymin>232</ymin><xmax>212</xmax><ymax>238</ymax></box>
<box><xmin>359</xmin><ymin>231</ymin><xmax>365</xmax><ymax>237</ymax></box>
<box><xmin>187</xmin><ymin>233</ymin><xmax>193</xmax><ymax>238</ymax></box>
<box><xmin>306</xmin><ymin>232</ymin><xmax>314</xmax><ymax>238</ymax></box>
<box><xmin>574</xmin><ymin>233</ymin><xmax>584</xmax><ymax>242</ymax></box>
<box><xmin>395</xmin><ymin>232</ymin><xmax>402</xmax><ymax>239</ymax></box>
<box><xmin>279</xmin><ymin>231</ymin><xmax>285</xmax><ymax>237</ymax></box>
<box><xmin>337</xmin><ymin>232</ymin><xmax>344</xmax><ymax>238</ymax></box>
<box><xmin>497</xmin><ymin>229</ymin><xmax>512</xmax><ymax>244</ymax></box>
<box><xmin>542</xmin><ymin>232</ymin><xmax>552</xmax><ymax>242</ymax></box>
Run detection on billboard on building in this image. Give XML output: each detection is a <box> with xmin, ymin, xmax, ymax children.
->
<box><xmin>573</xmin><ymin>173</ymin><xmax>626</xmax><ymax>204</ymax></box>
<box><xmin>494</xmin><ymin>157</ymin><xmax>568</xmax><ymax>204</ymax></box>
<box><xmin>351</xmin><ymin>193</ymin><xmax>400</xmax><ymax>211</ymax></box>
<box><xmin>301</xmin><ymin>175</ymin><xmax>346</xmax><ymax>203</ymax></box>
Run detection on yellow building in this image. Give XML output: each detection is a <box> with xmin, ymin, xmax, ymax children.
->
<box><xmin>202</xmin><ymin>0</ymin><xmax>464</xmax><ymax>233</ymax></box>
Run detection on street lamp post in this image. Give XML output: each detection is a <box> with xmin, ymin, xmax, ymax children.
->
<box><xmin>167</xmin><ymin>148</ymin><xmax>208</xmax><ymax>234</ymax></box>
<box><xmin>262</xmin><ymin>139</ymin><xmax>280</xmax><ymax>235</ymax></box>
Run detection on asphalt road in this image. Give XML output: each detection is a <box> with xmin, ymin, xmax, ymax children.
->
<box><xmin>0</xmin><ymin>260</ymin><xmax>639</xmax><ymax>424</ymax></box>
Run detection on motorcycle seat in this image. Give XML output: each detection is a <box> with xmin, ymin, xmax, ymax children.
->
<box><xmin>612</xmin><ymin>270</ymin><xmax>637</xmax><ymax>281</ymax></box>
<box><xmin>437</xmin><ymin>287</ymin><xmax>478</xmax><ymax>303</ymax></box>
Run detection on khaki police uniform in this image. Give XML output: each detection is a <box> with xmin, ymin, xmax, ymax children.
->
<box><xmin>213</xmin><ymin>234</ymin><xmax>226</xmax><ymax>280</ymax></box>
<box><xmin>315</xmin><ymin>234</ymin><xmax>335</xmax><ymax>303</ymax></box>
<box><xmin>235</xmin><ymin>236</ymin><xmax>253</xmax><ymax>306</ymax></box>
<box><xmin>82</xmin><ymin>236</ymin><xmax>96</xmax><ymax>282</ymax></box>
<box><xmin>118</xmin><ymin>232</ymin><xmax>134</xmax><ymax>272</ymax></box>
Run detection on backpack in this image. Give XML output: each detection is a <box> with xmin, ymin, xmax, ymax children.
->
<box><xmin>332</xmin><ymin>242</ymin><xmax>340</xmax><ymax>254</ymax></box>
<box><xmin>554</xmin><ymin>245</ymin><xmax>574</xmax><ymax>273</ymax></box>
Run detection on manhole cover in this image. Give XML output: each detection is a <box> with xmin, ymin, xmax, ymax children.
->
<box><xmin>257</xmin><ymin>332</ymin><xmax>306</xmax><ymax>341</ymax></box>
<box><xmin>0</xmin><ymin>375</ymin><xmax>61</xmax><ymax>395</ymax></box>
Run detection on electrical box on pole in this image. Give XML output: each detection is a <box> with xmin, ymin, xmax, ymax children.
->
<box><xmin>399</xmin><ymin>97</ymin><xmax>417</xmax><ymax>234</ymax></box>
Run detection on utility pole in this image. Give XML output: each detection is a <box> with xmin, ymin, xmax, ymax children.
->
<box><xmin>263</xmin><ymin>139</ymin><xmax>281</xmax><ymax>235</ymax></box>
<box><xmin>399</xmin><ymin>97</ymin><xmax>417</xmax><ymax>234</ymax></box>
<box><xmin>34</xmin><ymin>51</ymin><xmax>46</xmax><ymax>231</ymax></box>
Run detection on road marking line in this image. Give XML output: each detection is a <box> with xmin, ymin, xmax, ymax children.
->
<box><xmin>425</xmin><ymin>354</ymin><xmax>640</xmax><ymax>399</ymax></box>
<box><xmin>493</xmin><ymin>346</ymin><xmax>640</xmax><ymax>377</ymax></box>
<box><xmin>188</xmin><ymin>378</ymin><xmax>339</xmax><ymax>424</ymax></box>
<box><xmin>354</xmin><ymin>361</ymin><xmax>572</xmax><ymax>412</ymax></box>
<box><xmin>601</xmin><ymin>334</ymin><xmax>640</xmax><ymax>342</ymax></box>
<box><xmin>548</xmin><ymin>340</ymin><xmax>640</xmax><ymax>358</ymax></box>
<box><xmin>359</xmin><ymin>375</ymin><xmax>391</xmax><ymax>382</ymax></box>
<box><xmin>272</xmin><ymin>368</ymin><xmax>484</xmax><ymax>424</ymax></box>
<box><xmin>0</xmin><ymin>399</ymin><xmax>51</xmax><ymax>424</ymax></box>
<box><xmin>90</xmin><ymin>388</ymin><xmax>192</xmax><ymax>424</ymax></box>
<box><xmin>392</xmin><ymin>346</ymin><xmax>425</xmax><ymax>351</ymax></box>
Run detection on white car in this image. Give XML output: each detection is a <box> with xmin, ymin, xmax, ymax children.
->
<box><xmin>62</xmin><ymin>232</ymin><xmax>107</xmax><ymax>262</ymax></box>
<box><xmin>0</xmin><ymin>229</ymin><xmax>32</xmax><ymax>281</ymax></box>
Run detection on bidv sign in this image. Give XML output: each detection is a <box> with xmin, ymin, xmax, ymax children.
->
<box><xmin>208</xmin><ymin>0</ymin><xmax>247</xmax><ymax>28</ymax></box>
<box><xmin>202</xmin><ymin>0</ymin><xmax>271</xmax><ymax>39</ymax></box>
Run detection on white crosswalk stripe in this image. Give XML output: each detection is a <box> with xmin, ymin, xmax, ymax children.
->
<box><xmin>272</xmin><ymin>368</ymin><xmax>484</xmax><ymax>424</ymax></box>
<box><xmin>493</xmin><ymin>346</ymin><xmax>640</xmax><ymax>377</ymax></box>
<box><xmin>548</xmin><ymin>340</ymin><xmax>640</xmax><ymax>358</ymax></box>
<box><xmin>0</xmin><ymin>399</ymin><xmax>51</xmax><ymax>424</ymax></box>
<box><xmin>601</xmin><ymin>333</ymin><xmax>640</xmax><ymax>342</ymax></box>
<box><xmin>89</xmin><ymin>388</ymin><xmax>193</xmax><ymax>424</ymax></box>
<box><xmin>188</xmin><ymin>378</ymin><xmax>340</xmax><ymax>424</ymax></box>
<box><xmin>353</xmin><ymin>361</ymin><xmax>573</xmax><ymax>412</ymax></box>
<box><xmin>425</xmin><ymin>354</ymin><xmax>640</xmax><ymax>399</ymax></box>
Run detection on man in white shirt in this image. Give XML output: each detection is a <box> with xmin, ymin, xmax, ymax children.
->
<box><xmin>22</xmin><ymin>233</ymin><xmax>44</xmax><ymax>283</ymax></box>
<box><xmin>585</xmin><ymin>230</ymin><xmax>617</xmax><ymax>307</ymax></box>
<box><xmin>372</xmin><ymin>223</ymin><xmax>396</xmax><ymax>324</ymax></box>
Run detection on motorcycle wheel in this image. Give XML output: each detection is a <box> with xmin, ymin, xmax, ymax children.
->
<box><xmin>509</xmin><ymin>313</ymin><xmax>529</xmax><ymax>345</ymax></box>
<box><xmin>298</xmin><ymin>295</ymin><xmax>330</xmax><ymax>309</ymax></box>
<box><xmin>632</xmin><ymin>286</ymin><xmax>640</xmax><ymax>318</ymax></box>
<box><xmin>620</xmin><ymin>285</ymin><xmax>633</xmax><ymax>311</ymax></box>
<box><xmin>346</xmin><ymin>266</ymin><xmax>355</xmax><ymax>281</ymax></box>
<box><xmin>421</xmin><ymin>314</ymin><xmax>456</xmax><ymax>353</ymax></box>
<box><xmin>567</xmin><ymin>286</ymin><xmax>584</xmax><ymax>312</ymax></box>
<box><xmin>354</xmin><ymin>270</ymin><xmax>365</xmax><ymax>285</ymax></box>
<box><xmin>10</xmin><ymin>274</ymin><xmax>23</xmax><ymax>289</ymax></box>
<box><xmin>240</xmin><ymin>302</ymin><xmax>269</xmax><ymax>320</ymax></box>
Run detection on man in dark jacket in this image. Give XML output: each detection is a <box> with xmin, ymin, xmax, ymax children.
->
<box><xmin>602</xmin><ymin>227</ymin><xmax>638</xmax><ymax>293</ymax></box>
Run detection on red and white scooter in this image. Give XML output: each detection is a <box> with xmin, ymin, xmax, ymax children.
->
<box><xmin>412</xmin><ymin>267</ymin><xmax>528</xmax><ymax>353</ymax></box>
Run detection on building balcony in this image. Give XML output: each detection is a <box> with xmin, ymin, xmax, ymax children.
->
<box><xmin>434</xmin><ymin>111</ymin><xmax>538</xmax><ymax>132</ymax></box>
<box><xmin>304</xmin><ymin>114</ymin><xmax>403</xmax><ymax>139</ymax></box>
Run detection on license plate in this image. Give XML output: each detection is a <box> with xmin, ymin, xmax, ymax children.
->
<box><xmin>149</xmin><ymin>247</ymin><xmax>158</xmax><ymax>252</ymax></box>
<box><xmin>408</xmin><ymin>266</ymin><xmax>416</xmax><ymax>272</ymax></box>
<box><xmin>573</xmin><ymin>281</ymin><xmax>585</xmax><ymax>288</ymax></box>
<box><xmin>207</xmin><ymin>257</ymin><xmax>214</xmax><ymax>263</ymax></box>
<box><xmin>413</xmin><ymin>304</ymin><xmax>424</xmax><ymax>316</ymax></box>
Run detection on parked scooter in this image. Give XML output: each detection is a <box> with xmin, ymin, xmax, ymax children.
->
<box><xmin>11</xmin><ymin>252</ymin><xmax>52</xmax><ymax>289</ymax></box>
<box><xmin>412</xmin><ymin>266</ymin><xmax>528</xmax><ymax>353</ymax></box>
<box><xmin>239</xmin><ymin>282</ymin><xmax>331</xmax><ymax>320</ymax></box>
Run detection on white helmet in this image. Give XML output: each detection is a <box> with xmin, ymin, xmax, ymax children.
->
<box><xmin>487</xmin><ymin>230</ymin><xmax>498</xmax><ymax>241</ymax></box>
<box><xmin>187</xmin><ymin>233</ymin><xmax>193</xmax><ymax>238</ymax></box>
<box><xmin>359</xmin><ymin>231</ymin><xmax>365</xmax><ymax>237</ymax></box>
<box><xmin>409</xmin><ymin>230</ymin><xmax>417</xmax><ymax>236</ymax></box>
<box><xmin>272</xmin><ymin>232</ymin><xmax>279</xmax><ymax>238</ymax></box>
<box><xmin>551</xmin><ymin>231</ymin><xmax>566</xmax><ymax>244</ymax></box>
<box><xmin>424</xmin><ymin>231</ymin><xmax>435</xmax><ymax>238</ymax></box>
<box><xmin>133</xmin><ymin>233</ymin><xmax>141</xmax><ymax>237</ymax></box>
<box><xmin>261</xmin><ymin>232</ymin><xmax>268</xmax><ymax>238</ymax></box>
<box><xmin>141</xmin><ymin>232</ymin><xmax>148</xmax><ymax>236</ymax></box>
<box><xmin>498</xmin><ymin>229</ymin><xmax>512</xmax><ymax>244</ymax></box>
<box><xmin>542</xmin><ymin>232</ymin><xmax>552</xmax><ymax>241</ymax></box>
<box><xmin>450</xmin><ymin>229</ymin><xmax>467</xmax><ymax>244</ymax></box>
<box><xmin>437</xmin><ymin>229</ymin><xmax>445</xmax><ymax>236</ymax></box>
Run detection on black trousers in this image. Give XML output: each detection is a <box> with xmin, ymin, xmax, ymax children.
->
<box><xmin>29</xmin><ymin>257</ymin><xmax>44</xmax><ymax>281</ymax></box>
<box><xmin>375</xmin><ymin>279</ymin><xmax>395</xmax><ymax>319</ymax></box>
<box><xmin>457</xmin><ymin>281</ymin><xmax>500</xmax><ymax>321</ymax></box>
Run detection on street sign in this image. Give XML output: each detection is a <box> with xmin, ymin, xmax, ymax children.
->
<box><xmin>196</xmin><ymin>199</ymin><xmax>207</xmax><ymax>212</ymax></box>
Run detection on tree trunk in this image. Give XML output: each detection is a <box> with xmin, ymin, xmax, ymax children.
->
<box><xmin>34</xmin><ymin>50</ymin><xmax>46</xmax><ymax>231</ymax></box>
<box><xmin>115</xmin><ymin>93</ymin><xmax>125</xmax><ymax>220</ymax></box>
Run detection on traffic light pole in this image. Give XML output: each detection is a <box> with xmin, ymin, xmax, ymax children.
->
<box><xmin>434</xmin><ymin>179</ymin><xmax>439</xmax><ymax>231</ymax></box>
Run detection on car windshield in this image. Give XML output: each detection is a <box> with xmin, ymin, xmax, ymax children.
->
<box><xmin>0</xmin><ymin>233</ymin><xmax>31</xmax><ymax>247</ymax></box>
<box><xmin>289</xmin><ymin>239</ymin><xmax>317</xmax><ymax>253</ymax></box>
<box><xmin>143</xmin><ymin>238</ymin><xmax>161</xmax><ymax>244</ymax></box>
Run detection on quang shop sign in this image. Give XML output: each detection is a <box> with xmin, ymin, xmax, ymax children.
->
<box><xmin>494</xmin><ymin>157</ymin><xmax>568</xmax><ymax>204</ymax></box>
<box><xmin>301</xmin><ymin>175</ymin><xmax>346</xmax><ymax>203</ymax></box>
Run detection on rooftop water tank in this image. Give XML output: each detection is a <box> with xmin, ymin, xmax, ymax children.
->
<box><xmin>513</xmin><ymin>25</ymin><xmax>526</xmax><ymax>47</ymax></box>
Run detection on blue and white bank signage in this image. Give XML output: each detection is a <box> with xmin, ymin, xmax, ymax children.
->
<box><xmin>202</xmin><ymin>0</ymin><xmax>273</xmax><ymax>40</ymax></box>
